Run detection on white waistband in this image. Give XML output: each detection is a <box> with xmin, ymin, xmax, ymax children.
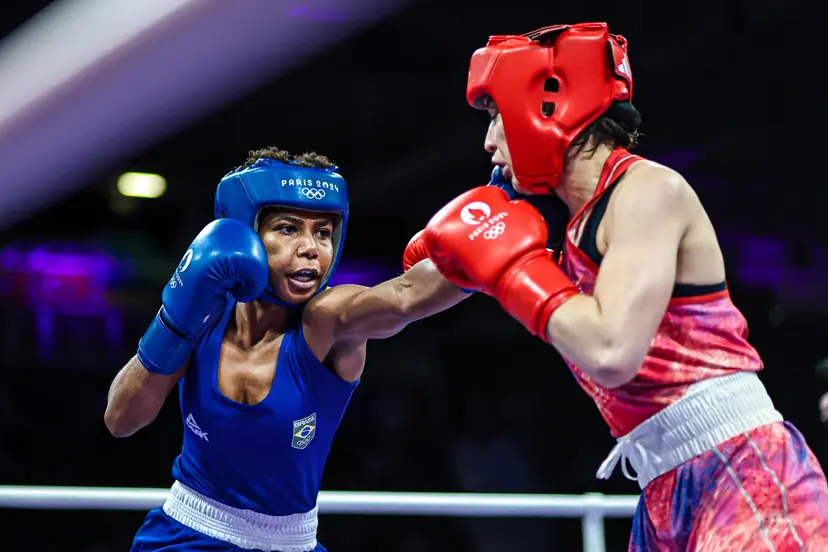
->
<box><xmin>596</xmin><ymin>371</ymin><xmax>783</xmax><ymax>489</ymax></box>
<box><xmin>162</xmin><ymin>481</ymin><xmax>318</xmax><ymax>551</ymax></box>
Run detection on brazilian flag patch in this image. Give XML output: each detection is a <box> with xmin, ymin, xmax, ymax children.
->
<box><xmin>292</xmin><ymin>413</ymin><xmax>317</xmax><ymax>450</ymax></box>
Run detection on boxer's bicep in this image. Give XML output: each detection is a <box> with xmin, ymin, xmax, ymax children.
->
<box><xmin>591</xmin><ymin>169</ymin><xmax>688</xmax><ymax>376</ymax></box>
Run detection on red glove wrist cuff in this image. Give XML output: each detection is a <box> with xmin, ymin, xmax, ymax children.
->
<box><xmin>494</xmin><ymin>252</ymin><xmax>579</xmax><ymax>342</ymax></box>
<box><xmin>403</xmin><ymin>230</ymin><xmax>428</xmax><ymax>272</ymax></box>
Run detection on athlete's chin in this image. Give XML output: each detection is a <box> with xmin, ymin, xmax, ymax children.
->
<box><xmin>512</xmin><ymin>180</ymin><xmax>533</xmax><ymax>195</ymax></box>
<box><xmin>278</xmin><ymin>279</ymin><xmax>320</xmax><ymax>303</ymax></box>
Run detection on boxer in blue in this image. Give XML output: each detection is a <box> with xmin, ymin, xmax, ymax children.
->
<box><xmin>104</xmin><ymin>147</ymin><xmax>470</xmax><ymax>551</ymax></box>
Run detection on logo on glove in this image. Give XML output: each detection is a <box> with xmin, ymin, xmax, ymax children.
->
<box><xmin>483</xmin><ymin>222</ymin><xmax>506</xmax><ymax>240</ymax></box>
<box><xmin>460</xmin><ymin>202</ymin><xmax>492</xmax><ymax>225</ymax></box>
<box><xmin>179</xmin><ymin>249</ymin><xmax>194</xmax><ymax>272</ymax></box>
<box><xmin>459</xmin><ymin>201</ymin><xmax>509</xmax><ymax>241</ymax></box>
<box><xmin>170</xmin><ymin>249</ymin><xmax>194</xmax><ymax>289</ymax></box>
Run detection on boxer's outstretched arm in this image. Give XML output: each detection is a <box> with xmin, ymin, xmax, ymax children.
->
<box><xmin>104</xmin><ymin>356</ymin><xmax>187</xmax><ymax>437</ymax></box>
<box><xmin>546</xmin><ymin>167</ymin><xmax>688</xmax><ymax>388</ymax></box>
<box><xmin>309</xmin><ymin>259</ymin><xmax>467</xmax><ymax>343</ymax></box>
<box><xmin>302</xmin><ymin>260</ymin><xmax>466</xmax><ymax>380</ymax></box>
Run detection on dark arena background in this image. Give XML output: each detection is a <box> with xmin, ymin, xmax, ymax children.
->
<box><xmin>0</xmin><ymin>1</ymin><xmax>825</xmax><ymax>550</ymax></box>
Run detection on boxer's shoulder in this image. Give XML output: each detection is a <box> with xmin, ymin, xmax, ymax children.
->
<box><xmin>610</xmin><ymin>160</ymin><xmax>694</xmax><ymax>215</ymax></box>
<box><xmin>303</xmin><ymin>285</ymin><xmax>358</xmax><ymax>322</ymax></box>
<box><xmin>624</xmin><ymin>159</ymin><xmax>688</xmax><ymax>191</ymax></box>
<box><xmin>600</xmin><ymin>160</ymin><xmax>694</xmax><ymax>243</ymax></box>
<box><xmin>300</xmin><ymin>284</ymin><xmax>372</xmax><ymax>340</ymax></box>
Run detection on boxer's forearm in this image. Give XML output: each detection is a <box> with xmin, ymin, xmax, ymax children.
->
<box><xmin>544</xmin><ymin>295</ymin><xmax>644</xmax><ymax>388</ymax></box>
<box><xmin>104</xmin><ymin>355</ymin><xmax>185</xmax><ymax>437</ymax></box>
<box><xmin>396</xmin><ymin>259</ymin><xmax>470</xmax><ymax>319</ymax></box>
<box><xmin>334</xmin><ymin>259</ymin><xmax>468</xmax><ymax>342</ymax></box>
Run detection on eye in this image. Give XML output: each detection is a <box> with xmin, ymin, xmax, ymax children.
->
<box><xmin>482</xmin><ymin>96</ymin><xmax>498</xmax><ymax>119</ymax></box>
<box><xmin>316</xmin><ymin>228</ymin><xmax>332</xmax><ymax>240</ymax></box>
<box><xmin>276</xmin><ymin>224</ymin><xmax>297</xmax><ymax>235</ymax></box>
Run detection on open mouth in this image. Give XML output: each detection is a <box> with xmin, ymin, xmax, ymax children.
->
<box><xmin>288</xmin><ymin>268</ymin><xmax>319</xmax><ymax>284</ymax></box>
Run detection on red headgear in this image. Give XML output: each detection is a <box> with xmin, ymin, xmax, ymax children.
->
<box><xmin>467</xmin><ymin>22</ymin><xmax>635</xmax><ymax>193</ymax></box>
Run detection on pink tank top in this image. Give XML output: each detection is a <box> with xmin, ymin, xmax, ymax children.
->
<box><xmin>559</xmin><ymin>148</ymin><xmax>763</xmax><ymax>437</ymax></box>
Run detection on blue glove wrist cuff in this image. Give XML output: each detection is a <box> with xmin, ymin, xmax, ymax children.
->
<box><xmin>137</xmin><ymin>310</ymin><xmax>195</xmax><ymax>376</ymax></box>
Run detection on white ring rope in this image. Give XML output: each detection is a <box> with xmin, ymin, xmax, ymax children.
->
<box><xmin>0</xmin><ymin>486</ymin><xmax>638</xmax><ymax>516</ymax></box>
<box><xmin>0</xmin><ymin>486</ymin><xmax>639</xmax><ymax>552</ymax></box>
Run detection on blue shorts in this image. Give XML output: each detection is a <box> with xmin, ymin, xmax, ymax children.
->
<box><xmin>130</xmin><ymin>507</ymin><xmax>328</xmax><ymax>552</ymax></box>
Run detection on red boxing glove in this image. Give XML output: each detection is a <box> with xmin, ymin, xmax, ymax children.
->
<box><xmin>424</xmin><ymin>186</ymin><xmax>578</xmax><ymax>340</ymax></box>
<box><xmin>403</xmin><ymin>229</ymin><xmax>480</xmax><ymax>291</ymax></box>
<box><xmin>403</xmin><ymin>230</ymin><xmax>428</xmax><ymax>272</ymax></box>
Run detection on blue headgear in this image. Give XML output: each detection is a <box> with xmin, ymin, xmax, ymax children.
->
<box><xmin>214</xmin><ymin>158</ymin><xmax>349</xmax><ymax>306</ymax></box>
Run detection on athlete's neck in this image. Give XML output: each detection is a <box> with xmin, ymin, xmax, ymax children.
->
<box><xmin>555</xmin><ymin>142</ymin><xmax>615</xmax><ymax>217</ymax></box>
<box><xmin>231</xmin><ymin>300</ymin><xmax>292</xmax><ymax>349</ymax></box>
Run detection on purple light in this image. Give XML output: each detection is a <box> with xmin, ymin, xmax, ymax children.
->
<box><xmin>26</xmin><ymin>248</ymin><xmax>114</xmax><ymax>279</ymax></box>
<box><xmin>287</xmin><ymin>3</ymin><xmax>349</xmax><ymax>22</ymax></box>
<box><xmin>288</xmin><ymin>4</ymin><xmax>309</xmax><ymax>15</ymax></box>
<box><xmin>734</xmin><ymin>236</ymin><xmax>789</xmax><ymax>290</ymax></box>
<box><xmin>34</xmin><ymin>303</ymin><xmax>124</xmax><ymax>360</ymax></box>
<box><xmin>36</xmin><ymin>305</ymin><xmax>55</xmax><ymax>359</ymax></box>
<box><xmin>651</xmin><ymin>147</ymin><xmax>704</xmax><ymax>172</ymax></box>
<box><xmin>310</xmin><ymin>10</ymin><xmax>349</xmax><ymax>22</ymax></box>
<box><xmin>328</xmin><ymin>259</ymin><xmax>397</xmax><ymax>287</ymax></box>
<box><xmin>0</xmin><ymin>242</ymin><xmax>119</xmax><ymax>307</ymax></box>
<box><xmin>0</xmin><ymin>247</ymin><xmax>27</xmax><ymax>271</ymax></box>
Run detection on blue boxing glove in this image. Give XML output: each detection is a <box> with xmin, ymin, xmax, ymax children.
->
<box><xmin>487</xmin><ymin>165</ymin><xmax>569</xmax><ymax>249</ymax></box>
<box><xmin>487</xmin><ymin>166</ymin><xmax>521</xmax><ymax>200</ymax></box>
<box><xmin>137</xmin><ymin>219</ymin><xmax>268</xmax><ymax>375</ymax></box>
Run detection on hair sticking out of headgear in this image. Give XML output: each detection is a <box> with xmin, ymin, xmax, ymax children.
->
<box><xmin>240</xmin><ymin>147</ymin><xmax>338</xmax><ymax>171</ymax></box>
<box><xmin>214</xmin><ymin>157</ymin><xmax>349</xmax><ymax>307</ymax></box>
<box><xmin>466</xmin><ymin>22</ymin><xmax>639</xmax><ymax>194</ymax></box>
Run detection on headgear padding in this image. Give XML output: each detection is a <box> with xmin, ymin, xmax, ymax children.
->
<box><xmin>467</xmin><ymin>22</ymin><xmax>637</xmax><ymax>194</ymax></box>
<box><xmin>214</xmin><ymin>158</ymin><xmax>349</xmax><ymax>306</ymax></box>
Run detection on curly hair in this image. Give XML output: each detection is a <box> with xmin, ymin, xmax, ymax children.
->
<box><xmin>568</xmin><ymin>101</ymin><xmax>642</xmax><ymax>156</ymax></box>
<box><xmin>240</xmin><ymin>146</ymin><xmax>337</xmax><ymax>170</ymax></box>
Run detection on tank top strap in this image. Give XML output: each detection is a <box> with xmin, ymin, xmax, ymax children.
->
<box><xmin>279</xmin><ymin>318</ymin><xmax>316</xmax><ymax>370</ymax></box>
<box><xmin>599</xmin><ymin>150</ymin><xmax>643</xmax><ymax>194</ymax></box>
<box><xmin>567</xmin><ymin>148</ymin><xmax>643</xmax><ymax>247</ymax></box>
<box><xmin>279</xmin><ymin>317</ymin><xmax>359</xmax><ymax>390</ymax></box>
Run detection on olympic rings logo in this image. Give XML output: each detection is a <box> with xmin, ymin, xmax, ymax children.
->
<box><xmin>300</xmin><ymin>187</ymin><xmax>326</xmax><ymax>200</ymax></box>
<box><xmin>483</xmin><ymin>222</ymin><xmax>506</xmax><ymax>240</ymax></box>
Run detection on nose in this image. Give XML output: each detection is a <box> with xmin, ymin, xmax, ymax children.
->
<box><xmin>296</xmin><ymin>230</ymin><xmax>318</xmax><ymax>259</ymax></box>
<box><xmin>484</xmin><ymin>120</ymin><xmax>497</xmax><ymax>154</ymax></box>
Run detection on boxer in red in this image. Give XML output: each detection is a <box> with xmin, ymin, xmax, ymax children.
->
<box><xmin>413</xmin><ymin>23</ymin><xmax>828</xmax><ymax>550</ymax></box>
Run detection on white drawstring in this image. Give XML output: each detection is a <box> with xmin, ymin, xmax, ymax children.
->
<box><xmin>596</xmin><ymin>437</ymin><xmax>661</xmax><ymax>483</ymax></box>
<box><xmin>593</xmin><ymin>373</ymin><xmax>782</xmax><ymax>489</ymax></box>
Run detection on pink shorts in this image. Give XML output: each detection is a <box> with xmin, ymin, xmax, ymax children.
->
<box><xmin>629</xmin><ymin>422</ymin><xmax>828</xmax><ymax>551</ymax></box>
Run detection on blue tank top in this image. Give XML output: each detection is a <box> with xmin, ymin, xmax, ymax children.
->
<box><xmin>171</xmin><ymin>301</ymin><xmax>358</xmax><ymax>516</ymax></box>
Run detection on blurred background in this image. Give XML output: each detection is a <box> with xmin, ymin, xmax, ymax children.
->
<box><xmin>0</xmin><ymin>0</ymin><xmax>825</xmax><ymax>550</ymax></box>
